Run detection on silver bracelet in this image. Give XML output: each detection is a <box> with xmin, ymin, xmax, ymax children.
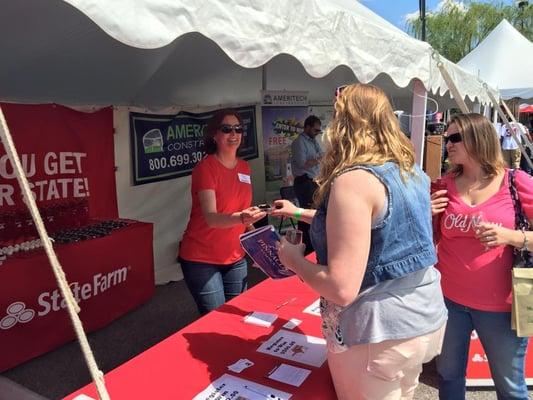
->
<box><xmin>520</xmin><ymin>228</ymin><xmax>529</xmax><ymax>252</ymax></box>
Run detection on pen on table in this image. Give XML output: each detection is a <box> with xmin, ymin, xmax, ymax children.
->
<box><xmin>275</xmin><ymin>297</ymin><xmax>297</xmax><ymax>310</ymax></box>
<box><xmin>243</xmin><ymin>385</ymin><xmax>283</xmax><ymax>399</ymax></box>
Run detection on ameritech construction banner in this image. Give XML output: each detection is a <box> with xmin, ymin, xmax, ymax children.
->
<box><xmin>130</xmin><ymin>106</ymin><xmax>258</xmax><ymax>185</ymax></box>
<box><xmin>0</xmin><ymin>104</ymin><xmax>117</xmax><ymax>219</ymax></box>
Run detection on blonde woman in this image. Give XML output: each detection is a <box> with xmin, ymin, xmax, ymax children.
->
<box><xmin>273</xmin><ymin>84</ymin><xmax>447</xmax><ymax>400</ymax></box>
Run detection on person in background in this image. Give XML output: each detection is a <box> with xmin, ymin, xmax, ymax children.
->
<box><xmin>273</xmin><ymin>84</ymin><xmax>447</xmax><ymax>400</ymax></box>
<box><xmin>178</xmin><ymin>109</ymin><xmax>265</xmax><ymax>315</ymax></box>
<box><xmin>431</xmin><ymin>113</ymin><xmax>533</xmax><ymax>399</ymax></box>
<box><xmin>499</xmin><ymin>119</ymin><xmax>527</xmax><ymax>169</ymax></box>
<box><xmin>291</xmin><ymin>115</ymin><xmax>323</xmax><ymax>254</ymax></box>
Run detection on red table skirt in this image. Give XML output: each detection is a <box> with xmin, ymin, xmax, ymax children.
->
<box><xmin>0</xmin><ymin>221</ymin><xmax>154</xmax><ymax>372</ymax></box>
<box><xmin>66</xmin><ymin>275</ymin><xmax>336</xmax><ymax>400</ymax></box>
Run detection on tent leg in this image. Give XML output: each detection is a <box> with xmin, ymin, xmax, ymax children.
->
<box><xmin>411</xmin><ymin>79</ymin><xmax>427</xmax><ymax>166</ymax></box>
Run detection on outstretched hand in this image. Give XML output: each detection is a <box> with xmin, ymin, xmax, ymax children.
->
<box><xmin>240</xmin><ymin>207</ymin><xmax>266</xmax><ymax>226</ymax></box>
<box><xmin>270</xmin><ymin>199</ymin><xmax>299</xmax><ymax>218</ymax></box>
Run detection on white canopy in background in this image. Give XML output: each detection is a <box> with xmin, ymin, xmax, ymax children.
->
<box><xmin>0</xmin><ymin>0</ymin><xmax>498</xmax><ymax>283</ymax></box>
<box><xmin>458</xmin><ymin>19</ymin><xmax>533</xmax><ymax>100</ymax></box>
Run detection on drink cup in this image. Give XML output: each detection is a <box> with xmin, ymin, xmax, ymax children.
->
<box><xmin>285</xmin><ymin>229</ymin><xmax>303</xmax><ymax>245</ymax></box>
<box><xmin>430</xmin><ymin>178</ymin><xmax>447</xmax><ymax>194</ymax></box>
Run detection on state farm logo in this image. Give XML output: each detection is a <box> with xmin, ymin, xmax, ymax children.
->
<box><xmin>0</xmin><ymin>266</ymin><xmax>129</xmax><ymax>330</ymax></box>
<box><xmin>0</xmin><ymin>302</ymin><xmax>35</xmax><ymax>329</ymax></box>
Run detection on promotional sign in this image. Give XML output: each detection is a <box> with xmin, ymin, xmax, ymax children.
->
<box><xmin>0</xmin><ymin>104</ymin><xmax>117</xmax><ymax>219</ymax></box>
<box><xmin>130</xmin><ymin>106</ymin><xmax>258</xmax><ymax>185</ymax></box>
<box><xmin>261</xmin><ymin>90</ymin><xmax>309</xmax><ymax>107</ymax></box>
<box><xmin>466</xmin><ymin>330</ymin><xmax>533</xmax><ymax>386</ymax></box>
<box><xmin>261</xmin><ymin>107</ymin><xmax>308</xmax><ymax>202</ymax></box>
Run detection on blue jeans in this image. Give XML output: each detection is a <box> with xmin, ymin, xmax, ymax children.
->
<box><xmin>436</xmin><ymin>298</ymin><xmax>529</xmax><ymax>400</ymax></box>
<box><xmin>179</xmin><ymin>257</ymin><xmax>248</xmax><ymax>316</ymax></box>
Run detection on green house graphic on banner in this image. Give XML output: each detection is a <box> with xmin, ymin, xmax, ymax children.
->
<box><xmin>142</xmin><ymin>129</ymin><xmax>164</xmax><ymax>153</ymax></box>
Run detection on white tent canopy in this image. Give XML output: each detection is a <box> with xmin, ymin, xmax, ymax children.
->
<box><xmin>458</xmin><ymin>19</ymin><xmax>533</xmax><ymax>100</ymax></box>
<box><xmin>0</xmin><ymin>0</ymin><xmax>497</xmax><ymax>283</ymax></box>
<box><xmin>0</xmin><ymin>0</ymin><xmax>495</xmax><ymax>106</ymax></box>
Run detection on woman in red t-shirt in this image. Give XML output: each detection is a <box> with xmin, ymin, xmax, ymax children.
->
<box><xmin>431</xmin><ymin>113</ymin><xmax>533</xmax><ymax>399</ymax></box>
<box><xmin>178</xmin><ymin>109</ymin><xmax>265</xmax><ymax>315</ymax></box>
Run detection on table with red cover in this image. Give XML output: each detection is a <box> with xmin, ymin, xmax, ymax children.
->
<box><xmin>65</xmin><ymin>275</ymin><xmax>337</xmax><ymax>400</ymax></box>
<box><xmin>0</xmin><ymin>221</ymin><xmax>154</xmax><ymax>372</ymax></box>
<box><xmin>64</xmin><ymin>269</ymin><xmax>533</xmax><ymax>399</ymax></box>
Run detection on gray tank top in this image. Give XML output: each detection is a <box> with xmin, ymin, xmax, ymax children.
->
<box><xmin>320</xmin><ymin>197</ymin><xmax>448</xmax><ymax>352</ymax></box>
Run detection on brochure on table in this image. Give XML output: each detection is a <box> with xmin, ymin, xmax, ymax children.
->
<box><xmin>193</xmin><ymin>374</ymin><xmax>292</xmax><ymax>400</ymax></box>
<box><xmin>256</xmin><ymin>329</ymin><xmax>327</xmax><ymax>367</ymax></box>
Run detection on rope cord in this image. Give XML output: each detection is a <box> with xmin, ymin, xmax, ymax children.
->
<box><xmin>0</xmin><ymin>107</ymin><xmax>110</xmax><ymax>400</ymax></box>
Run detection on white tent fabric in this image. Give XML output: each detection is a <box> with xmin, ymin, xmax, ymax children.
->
<box><xmin>458</xmin><ymin>19</ymin><xmax>533</xmax><ymax>100</ymax></box>
<box><xmin>0</xmin><ymin>0</ymin><xmax>498</xmax><ymax>283</ymax></box>
<box><xmin>0</xmin><ymin>0</ymin><xmax>496</xmax><ymax>106</ymax></box>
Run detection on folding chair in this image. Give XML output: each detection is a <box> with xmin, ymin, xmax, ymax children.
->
<box><xmin>278</xmin><ymin>186</ymin><xmax>299</xmax><ymax>232</ymax></box>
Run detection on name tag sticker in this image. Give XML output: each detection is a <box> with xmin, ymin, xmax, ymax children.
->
<box><xmin>238</xmin><ymin>173</ymin><xmax>251</xmax><ymax>184</ymax></box>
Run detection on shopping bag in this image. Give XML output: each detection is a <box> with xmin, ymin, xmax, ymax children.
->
<box><xmin>512</xmin><ymin>267</ymin><xmax>533</xmax><ymax>336</ymax></box>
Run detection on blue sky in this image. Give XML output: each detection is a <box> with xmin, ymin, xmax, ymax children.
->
<box><xmin>362</xmin><ymin>0</ymin><xmax>514</xmax><ymax>30</ymax></box>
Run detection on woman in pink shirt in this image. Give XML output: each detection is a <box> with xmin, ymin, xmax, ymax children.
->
<box><xmin>431</xmin><ymin>113</ymin><xmax>533</xmax><ymax>400</ymax></box>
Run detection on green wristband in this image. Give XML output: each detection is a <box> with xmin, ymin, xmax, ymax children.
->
<box><xmin>294</xmin><ymin>208</ymin><xmax>303</xmax><ymax>221</ymax></box>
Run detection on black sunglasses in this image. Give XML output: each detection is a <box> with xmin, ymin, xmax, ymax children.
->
<box><xmin>445</xmin><ymin>132</ymin><xmax>462</xmax><ymax>144</ymax></box>
<box><xmin>219</xmin><ymin>124</ymin><xmax>244</xmax><ymax>134</ymax></box>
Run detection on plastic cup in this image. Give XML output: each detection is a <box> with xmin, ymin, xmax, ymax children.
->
<box><xmin>285</xmin><ymin>229</ymin><xmax>303</xmax><ymax>245</ymax></box>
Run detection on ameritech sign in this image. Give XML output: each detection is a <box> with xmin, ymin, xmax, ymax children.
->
<box><xmin>261</xmin><ymin>90</ymin><xmax>309</xmax><ymax>107</ymax></box>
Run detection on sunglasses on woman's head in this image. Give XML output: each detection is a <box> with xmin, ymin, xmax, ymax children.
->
<box><xmin>219</xmin><ymin>124</ymin><xmax>244</xmax><ymax>134</ymax></box>
<box><xmin>335</xmin><ymin>85</ymin><xmax>348</xmax><ymax>98</ymax></box>
<box><xmin>445</xmin><ymin>132</ymin><xmax>462</xmax><ymax>144</ymax></box>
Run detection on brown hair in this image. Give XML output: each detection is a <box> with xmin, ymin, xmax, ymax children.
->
<box><xmin>314</xmin><ymin>83</ymin><xmax>415</xmax><ymax>205</ymax></box>
<box><xmin>447</xmin><ymin>113</ymin><xmax>505</xmax><ymax>178</ymax></box>
<box><xmin>203</xmin><ymin>109</ymin><xmax>244</xmax><ymax>154</ymax></box>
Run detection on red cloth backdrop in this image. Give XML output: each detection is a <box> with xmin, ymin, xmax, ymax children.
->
<box><xmin>0</xmin><ymin>103</ymin><xmax>117</xmax><ymax>219</ymax></box>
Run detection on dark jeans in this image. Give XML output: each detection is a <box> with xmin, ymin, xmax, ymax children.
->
<box><xmin>179</xmin><ymin>257</ymin><xmax>248</xmax><ymax>316</ymax></box>
<box><xmin>436</xmin><ymin>298</ymin><xmax>529</xmax><ymax>400</ymax></box>
<box><xmin>293</xmin><ymin>174</ymin><xmax>318</xmax><ymax>255</ymax></box>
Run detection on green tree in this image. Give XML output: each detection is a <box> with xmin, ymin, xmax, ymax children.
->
<box><xmin>406</xmin><ymin>0</ymin><xmax>533</xmax><ymax>62</ymax></box>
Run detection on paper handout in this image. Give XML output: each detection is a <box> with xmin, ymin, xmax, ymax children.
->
<box><xmin>256</xmin><ymin>329</ymin><xmax>327</xmax><ymax>367</ymax></box>
<box><xmin>193</xmin><ymin>373</ymin><xmax>292</xmax><ymax>400</ymax></box>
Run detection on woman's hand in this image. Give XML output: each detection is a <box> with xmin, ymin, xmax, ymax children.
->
<box><xmin>431</xmin><ymin>190</ymin><xmax>449</xmax><ymax>216</ymax></box>
<box><xmin>276</xmin><ymin>236</ymin><xmax>305</xmax><ymax>272</ymax></box>
<box><xmin>240</xmin><ymin>207</ymin><xmax>266</xmax><ymax>226</ymax></box>
<box><xmin>270</xmin><ymin>199</ymin><xmax>299</xmax><ymax>218</ymax></box>
<box><xmin>474</xmin><ymin>223</ymin><xmax>516</xmax><ymax>248</ymax></box>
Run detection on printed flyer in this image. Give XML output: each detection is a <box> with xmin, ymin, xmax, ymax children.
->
<box><xmin>193</xmin><ymin>374</ymin><xmax>291</xmax><ymax>400</ymax></box>
<box><xmin>256</xmin><ymin>329</ymin><xmax>327</xmax><ymax>367</ymax></box>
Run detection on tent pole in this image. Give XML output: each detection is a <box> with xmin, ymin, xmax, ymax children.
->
<box><xmin>411</xmin><ymin>79</ymin><xmax>427</xmax><ymax>166</ymax></box>
<box><xmin>432</xmin><ymin>52</ymin><xmax>470</xmax><ymax>114</ymax></box>
<box><xmin>262</xmin><ymin>65</ymin><xmax>267</xmax><ymax>91</ymax></box>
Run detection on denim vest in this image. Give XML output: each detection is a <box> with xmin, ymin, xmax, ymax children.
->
<box><xmin>310</xmin><ymin>162</ymin><xmax>437</xmax><ymax>291</ymax></box>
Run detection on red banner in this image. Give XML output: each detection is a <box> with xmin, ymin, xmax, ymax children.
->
<box><xmin>0</xmin><ymin>222</ymin><xmax>154</xmax><ymax>372</ymax></box>
<box><xmin>0</xmin><ymin>104</ymin><xmax>117</xmax><ymax>222</ymax></box>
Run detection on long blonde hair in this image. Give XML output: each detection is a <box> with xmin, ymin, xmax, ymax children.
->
<box><xmin>447</xmin><ymin>113</ymin><xmax>505</xmax><ymax>178</ymax></box>
<box><xmin>314</xmin><ymin>83</ymin><xmax>415</xmax><ymax>205</ymax></box>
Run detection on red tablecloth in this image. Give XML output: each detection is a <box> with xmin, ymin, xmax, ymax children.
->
<box><xmin>65</xmin><ymin>275</ymin><xmax>336</xmax><ymax>400</ymax></box>
<box><xmin>0</xmin><ymin>221</ymin><xmax>154</xmax><ymax>372</ymax></box>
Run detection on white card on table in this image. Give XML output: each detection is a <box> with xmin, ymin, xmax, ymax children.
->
<box><xmin>267</xmin><ymin>363</ymin><xmax>312</xmax><ymax>387</ymax></box>
<box><xmin>302</xmin><ymin>299</ymin><xmax>321</xmax><ymax>316</ymax></box>
<box><xmin>227</xmin><ymin>358</ymin><xmax>254</xmax><ymax>373</ymax></box>
<box><xmin>244</xmin><ymin>311</ymin><xmax>278</xmax><ymax>327</ymax></box>
<box><xmin>282</xmin><ymin>318</ymin><xmax>302</xmax><ymax>330</ymax></box>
